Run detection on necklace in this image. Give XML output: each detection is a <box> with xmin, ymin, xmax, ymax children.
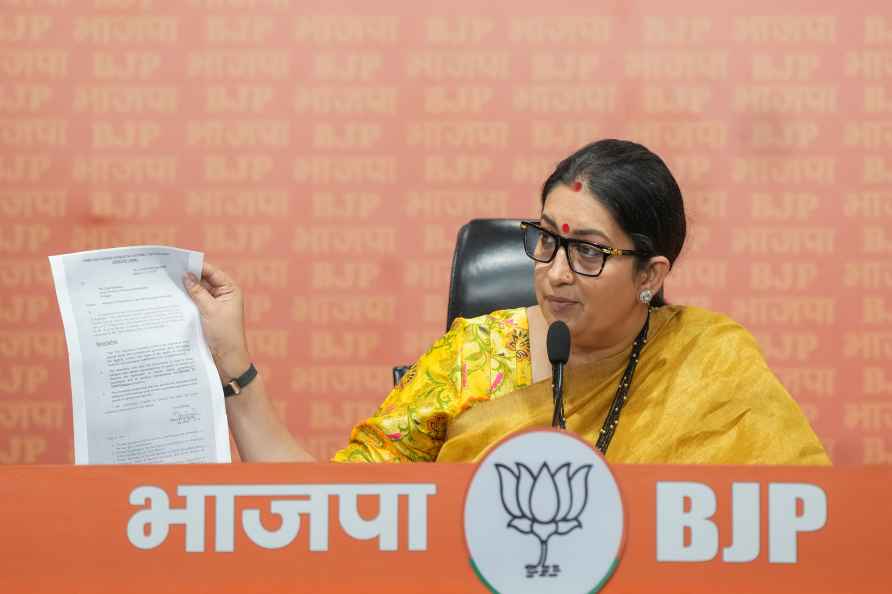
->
<box><xmin>594</xmin><ymin>309</ymin><xmax>651</xmax><ymax>455</ymax></box>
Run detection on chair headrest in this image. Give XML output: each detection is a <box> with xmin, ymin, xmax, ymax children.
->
<box><xmin>446</xmin><ymin>219</ymin><xmax>537</xmax><ymax>330</ymax></box>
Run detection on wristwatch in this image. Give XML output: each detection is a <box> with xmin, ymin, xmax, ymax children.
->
<box><xmin>222</xmin><ymin>363</ymin><xmax>257</xmax><ymax>397</ymax></box>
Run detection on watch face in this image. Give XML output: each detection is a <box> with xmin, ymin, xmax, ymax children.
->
<box><xmin>224</xmin><ymin>364</ymin><xmax>256</xmax><ymax>396</ymax></box>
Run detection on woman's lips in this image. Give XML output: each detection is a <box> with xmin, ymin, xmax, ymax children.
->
<box><xmin>546</xmin><ymin>296</ymin><xmax>579</xmax><ymax>314</ymax></box>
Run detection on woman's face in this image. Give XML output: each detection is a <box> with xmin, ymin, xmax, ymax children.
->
<box><xmin>534</xmin><ymin>184</ymin><xmax>645</xmax><ymax>352</ymax></box>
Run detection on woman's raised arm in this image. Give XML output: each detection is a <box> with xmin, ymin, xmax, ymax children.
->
<box><xmin>183</xmin><ymin>261</ymin><xmax>313</xmax><ymax>462</ymax></box>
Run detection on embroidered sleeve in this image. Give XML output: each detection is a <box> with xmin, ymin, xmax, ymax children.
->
<box><xmin>330</xmin><ymin>308</ymin><xmax>531</xmax><ymax>463</ymax></box>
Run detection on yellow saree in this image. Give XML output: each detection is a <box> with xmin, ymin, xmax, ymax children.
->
<box><xmin>332</xmin><ymin>306</ymin><xmax>829</xmax><ymax>465</ymax></box>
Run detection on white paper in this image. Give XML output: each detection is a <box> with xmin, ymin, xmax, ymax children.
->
<box><xmin>49</xmin><ymin>246</ymin><xmax>231</xmax><ymax>465</ymax></box>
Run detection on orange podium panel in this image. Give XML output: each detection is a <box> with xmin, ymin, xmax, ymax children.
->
<box><xmin>0</xmin><ymin>462</ymin><xmax>890</xmax><ymax>594</ymax></box>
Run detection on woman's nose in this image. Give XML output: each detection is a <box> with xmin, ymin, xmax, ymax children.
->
<box><xmin>546</xmin><ymin>246</ymin><xmax>574</xmax><ymax>283</ymax></box>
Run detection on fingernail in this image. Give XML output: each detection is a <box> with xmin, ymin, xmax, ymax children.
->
<box><xmin>184</xmin><ymin>273</ymin><xmax>196</xmax><ymax>287</ymax></box>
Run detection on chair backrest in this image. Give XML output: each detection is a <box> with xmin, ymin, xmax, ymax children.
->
<box><xmin>393</xmin><ymin>218</ymin><xmax>536</xmax><ymax>385</ymax></box>
<box><xmin>445</xmin><ymin>218</ymin><xmax>537</xmax><ymax>330</ymax></box>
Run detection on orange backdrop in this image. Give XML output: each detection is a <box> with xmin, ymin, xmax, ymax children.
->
<box><xmin>1</xmin><ymin>0</ymin><xmax>891</xmax><ymax>465</ymax></box>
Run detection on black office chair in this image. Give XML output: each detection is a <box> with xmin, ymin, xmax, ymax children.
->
<box><xmin>392</xmin><ymin>219</ymin><xmax>537</xmax><ymax>385</ymax></box>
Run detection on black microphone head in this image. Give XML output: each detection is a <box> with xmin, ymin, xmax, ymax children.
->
<box><xmin>546</xmin><ymin>321</ymin><xmax>571</xmax><ymax>365</ymax></box>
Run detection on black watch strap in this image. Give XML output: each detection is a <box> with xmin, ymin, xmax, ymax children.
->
<box><xmin>223</xmin><ymin>363</ymin><xmax>257</xmax><ymax>397</ymax></box>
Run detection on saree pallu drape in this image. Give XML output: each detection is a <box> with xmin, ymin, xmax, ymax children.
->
<box><xmin>334</xmin><ymin>306</ymin><xmax>830</xmax><ymax>465</ymax></box>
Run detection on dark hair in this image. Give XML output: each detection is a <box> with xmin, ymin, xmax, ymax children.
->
<box><xmin>540</xmin><ymin>139</ymin><xmax>686</xmax><ymax>307</ymax></box>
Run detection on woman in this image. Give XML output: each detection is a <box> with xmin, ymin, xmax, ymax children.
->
<box><xmin>184</xmin><ymin>139</ymin><xmax>830</xmax><ymax>465</ymax></box>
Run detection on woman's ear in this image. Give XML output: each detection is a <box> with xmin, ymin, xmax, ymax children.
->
<box><xmin>638</xmin><ymin>256</ymin><xmax>671</xmax><ymax>294</ymax></box>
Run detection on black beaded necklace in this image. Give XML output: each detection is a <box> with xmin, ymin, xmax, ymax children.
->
<box><xmin>594</xmin><ymin>309</ymin><xmax>651</xmax><ymax>455</ymax></box>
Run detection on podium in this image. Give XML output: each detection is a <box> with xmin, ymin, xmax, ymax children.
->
<box><xmin>1</xmin><ymin>462</ymin><xmax>889</xmax><ymax>593</ymax></box>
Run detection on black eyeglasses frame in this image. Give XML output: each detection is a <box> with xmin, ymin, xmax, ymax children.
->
<box><xmin>520</xmin><ymin>220</ymin><xmax>649</xmax><ymax>278</ymax></box>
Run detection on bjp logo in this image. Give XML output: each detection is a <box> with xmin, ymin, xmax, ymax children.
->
<box><xmin>496</xmin><ymin>462</ymin><xmax>592</xmax><ymax>577</ymax></box>
<box><xmin>464</xmin><ymin>431</ymin><xmax>624</xmax><ymax>594</ymax></box>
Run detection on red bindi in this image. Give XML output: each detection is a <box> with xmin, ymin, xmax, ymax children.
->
<box><xmin>562</xmin><ymin>223</ymin><xmax>570</xmax><ymax>233</ymax></box>
<box><xmin>572</xmin><ymin>181</ymin><xmax>582</xmax><ymax>192</ymax></box>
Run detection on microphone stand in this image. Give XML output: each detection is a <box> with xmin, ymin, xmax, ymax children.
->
<box><xmin>551</xmin><ymin>362</ymin><xmax>566</xmax><ymax>429</ymax></box>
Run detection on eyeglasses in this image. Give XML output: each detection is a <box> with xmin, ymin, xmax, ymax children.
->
<box><xmin>520</xmin><ymin>221</ymin><xmax>648</xmax><ymax>277</ymax></box>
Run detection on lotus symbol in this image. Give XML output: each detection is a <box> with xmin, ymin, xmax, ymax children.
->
<box><xmin>496</xmin><ymin>462</ymin><xmax>592</xmax><ymax>571</ymax></box>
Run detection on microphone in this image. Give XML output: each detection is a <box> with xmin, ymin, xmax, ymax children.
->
<box><xmin>547</xmin><ymin>321</ymin><xmax>571</xmax><ymax>429</ymax></box>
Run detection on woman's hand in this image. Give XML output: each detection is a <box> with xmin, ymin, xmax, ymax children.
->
<box><xmin>183</xmin><ymin>261</ymin><xmax>250</xmax><ymax>381</ymax></box>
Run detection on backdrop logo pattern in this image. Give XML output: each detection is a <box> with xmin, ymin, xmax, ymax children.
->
<box><xmin>464</xmin><ymin>431</ymin><xmax>624</xmax><ymax>594</ymax></box>
<box><xmin>1</xmin><ymin>3</ymin><xmax>891</xmax><ymax>464</ymax></box>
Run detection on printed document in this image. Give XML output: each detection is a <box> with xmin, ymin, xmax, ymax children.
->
<box><xmin>49</xmin><ymin>246</ymin><xmax>231</xmax><ymax>464</ymax></box>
